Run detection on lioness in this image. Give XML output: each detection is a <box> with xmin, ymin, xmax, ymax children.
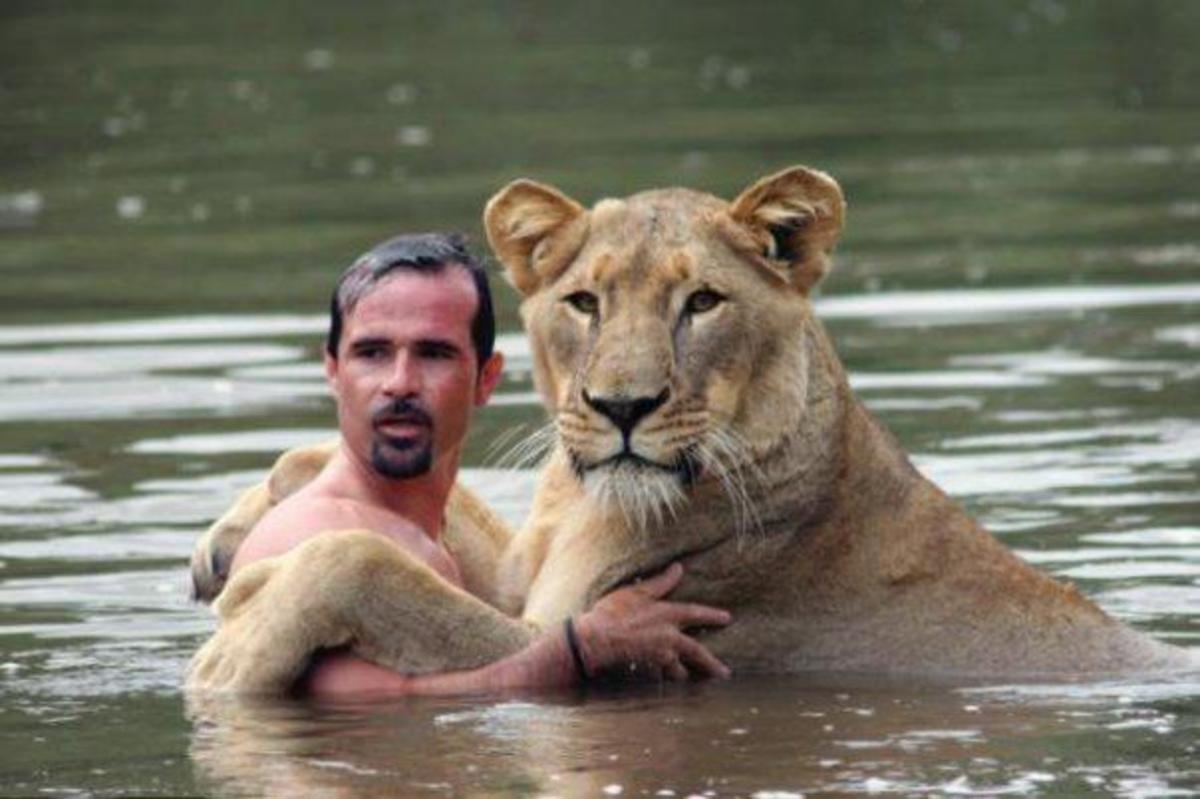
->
<box><xmin>187</xmin><ymin>166</ymin><xmax>1191</xmax><ymax>693</ymax></box>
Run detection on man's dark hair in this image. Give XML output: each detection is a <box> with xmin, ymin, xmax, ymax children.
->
<box><xmin>325</xmin><ymin>232</ymin><xmax>496</xmax><ymax>368</ymax></box>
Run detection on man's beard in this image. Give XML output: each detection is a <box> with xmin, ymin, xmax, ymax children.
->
<box><xmin>369</xmin><ymin>397</ymin><xmax>435</xmax><ymax>479</ymax></box>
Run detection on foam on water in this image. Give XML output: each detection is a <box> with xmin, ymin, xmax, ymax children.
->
<box><xmin>815</xmin><ymin>284</ymin><xmax>1200</xmax><ymax>325</ymax></box>
<box><xmin>0</xmin><ymin>315</ymin><xmax>325</xmax><ymax>346</ymax></box>
<box><xmin>0</xmin><ymin>343</ymin><xmax>302</xmax><ymax>380</ymax></box>
<box><xmin>0</xmin><ymin>376</ymin><xmax>328</xmax><ymax>422</ymax></box>
<box><xmin>128</xmin><ymin>428</ymin><xmax>332</xmax><ymax>455</ymax></box>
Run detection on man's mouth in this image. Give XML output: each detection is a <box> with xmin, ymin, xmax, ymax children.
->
<box><xmin>372</xmin><ymin>404</ymin><xmax>433</xmax><ymax>439</ymax></box>
<box><xmin>375</xmin><ymin>416</ymin><xmax>429</xmax><ymax>433</ymax></box>
<box><xmin>376</xmin><ymin>412</ymin><xmax>434</xmax><ymax>439</ymax></box>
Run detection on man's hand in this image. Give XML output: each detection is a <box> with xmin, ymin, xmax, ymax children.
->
<box><xmin>574</xmin><ymin>563</ymin><xmax>731</xmax><ymax>681</ymax></box>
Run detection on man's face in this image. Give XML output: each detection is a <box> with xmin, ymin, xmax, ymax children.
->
<box><xmin>324</xmin><ymin>267</ymin><xmax>503</xmax><ymax>482</ymax></box>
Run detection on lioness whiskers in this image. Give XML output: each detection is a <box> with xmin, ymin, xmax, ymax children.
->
<box><xmin>491</xmin><ymin>422</ymin><xmax>557</xmax><ymax>471</ymax></box>
<box><xmin>584</xmin><ymin>464</ymin><xmax>684</xmax><ymax>533</ymax></box>
<box><xmin>695</xmin><ymin>426</ymin><xmax>766</xmax><ymax>541</ymax></box>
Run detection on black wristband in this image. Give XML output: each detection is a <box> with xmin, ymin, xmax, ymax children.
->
<box><xmin>564</xmin><ymin>617</ymin><xmax>590</xmax><ymax>681</ymax></box>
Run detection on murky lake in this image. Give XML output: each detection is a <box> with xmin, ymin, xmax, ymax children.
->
<box><xmin>2</xmin><ymin>2</ymin><xmax>1198</xmax><ymax>796</ymax></box>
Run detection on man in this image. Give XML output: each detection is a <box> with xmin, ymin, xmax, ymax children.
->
<box><xmin>229</xmin><ymin>233</ymin><xmax>731</xmax><ymax>695</ymax></box>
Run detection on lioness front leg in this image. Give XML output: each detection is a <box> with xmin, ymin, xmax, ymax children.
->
<box><xmin>186</xmin><ymin>529</ymin><xmax>534</xmax><ymax>695</ymax></box>
<box><xmin>190</xmin><ymin>439</ymin><xmax>338</xmax><ymax>602</ymax></box>
<box><xmin>519</xmin><ymin>509</ymin><xmax>731</xmax><ymax>630</ymax></box>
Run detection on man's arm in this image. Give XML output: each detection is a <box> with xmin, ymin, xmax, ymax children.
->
<box><xmin>299</xmin><ymin>633</ymin><xmax>574</xmax><ymax>697</ymax></box>
<box><xmin>300</xmin><ymin>562</ymin><xmax>731</xmax><ymax>697</ymax></box>
<box><xmin>237</xmin><ymin>495</ymin><xmax>733</xmax><ymax>692</ymax></box>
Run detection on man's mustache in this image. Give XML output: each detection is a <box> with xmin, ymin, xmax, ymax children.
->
<box><xmin>371</xmin><ymin>398</ymin><xmax>433</xmax><ymax>429</ymax></box>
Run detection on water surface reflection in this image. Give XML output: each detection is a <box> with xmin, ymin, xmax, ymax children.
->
<box><xmin>187</xmin><ymin>674</ymin><xmax>1199</xmax><ymax>798</ymax></box>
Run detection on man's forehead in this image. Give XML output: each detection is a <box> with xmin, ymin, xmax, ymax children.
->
<box><xmin>344</xmin><ymin>267</ymin><xmax>477</xmax><ymax>335</ymax></box>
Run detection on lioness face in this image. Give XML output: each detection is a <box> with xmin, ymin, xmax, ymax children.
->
<box><xmin>485</xmin><ymin>167</ymin><xmax>845</xmax><ymax>526</ymax></box>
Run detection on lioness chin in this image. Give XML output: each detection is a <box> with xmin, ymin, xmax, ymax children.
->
<box><xmin>187</xmin><ymin>166</ymin><xmax>1192</xmax><ymax>694</ymax></box>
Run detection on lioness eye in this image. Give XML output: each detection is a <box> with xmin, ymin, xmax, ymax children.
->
<box><xmin>685</xmin><ymin>289</ymin><xmax>724</xmax><ymax>315</ymax></box>
<box><xmin>564</xmin><ymin>291</ymin><xmax>599</xmax><ymax>315</ymax></box>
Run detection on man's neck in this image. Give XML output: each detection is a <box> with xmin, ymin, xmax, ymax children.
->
<box><xmin>329</xmin><ymin>444</ymin><xmax>458</xmax><ymax>541</ymax></box>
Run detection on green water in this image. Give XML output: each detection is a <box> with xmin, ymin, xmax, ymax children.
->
<box><xmin>1</xmin><ymin>2</ymin><xmax>1198</xmax><ymax>796</ymax></box>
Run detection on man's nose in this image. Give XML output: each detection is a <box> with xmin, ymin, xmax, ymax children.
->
<box><xmin>382</xmin><ymin>351</ymin><xmax>421</xmax><ymax>395</ymax></box>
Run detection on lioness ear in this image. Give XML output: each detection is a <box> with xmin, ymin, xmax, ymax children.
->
<box><xmin>484</xmin><ymin>179</ymin><xmax>587</xmax><ymax>296</ymax></box>
<box><xmin>729</xmin><ymin>165</ymin><xmax>846</xmax><ymax>293</ymax></box>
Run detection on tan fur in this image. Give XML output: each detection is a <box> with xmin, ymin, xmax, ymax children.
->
<box><xmin>188</xmin><ymin>166</ymin><xmax>1191</xmax><ymax>694</ymax></box>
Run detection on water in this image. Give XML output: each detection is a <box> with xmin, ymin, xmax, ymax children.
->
<box><xmin>2</xmin><ymin>1</ymin><xmax>1199</xmax><ymax>796</ymax></box>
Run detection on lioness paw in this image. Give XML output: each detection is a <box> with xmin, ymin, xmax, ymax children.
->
<box><xmin>189</xmin><ymin>483</ymin><xmax>272</xmax><ymax>603</ymax></box>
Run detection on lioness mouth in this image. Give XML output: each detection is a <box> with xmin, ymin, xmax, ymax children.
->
<box><xmin>574</xmin><ymin>449</ymin><xmax>703</xmax><ymax>486</ymax></box>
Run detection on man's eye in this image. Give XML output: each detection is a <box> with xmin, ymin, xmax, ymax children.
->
<box><xmin>684</xmin><ymin>289</ymin><xmax>725</xmax><ymax>315</ymax></box>
<box><xmin>563</xmin><ymin>291</ymin><xmax>599</xmax><ymax>315</ymax></box>
<box><xmin>355</xmin><ymin>347</ymin><xmax>387</xmax><ymax>360</ymax></box>
<box><xmin>414</xmin><ymin>339</ymin><xmax>461</xmax><ymax>360</ymax></box>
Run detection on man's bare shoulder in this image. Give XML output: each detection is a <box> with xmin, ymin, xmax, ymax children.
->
<box><xmin>229</xmin><ymin>486</ymin><xmax>384</xmax><ymax>573</ymax></box>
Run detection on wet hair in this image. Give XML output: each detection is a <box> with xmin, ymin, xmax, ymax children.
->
<box><xmin>325</xmin><ymin>232</ymin><xmax>496</xmax><ymax>368</ymax></box>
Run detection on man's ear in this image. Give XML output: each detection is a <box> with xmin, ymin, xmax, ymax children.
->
<box><xmin>323</xmin><ymin>350</ymin><xmax>338</xmax><ymax>387</ymax></box>
<box><xmin>728</xmin><ymin>165</ymin><xmax>846</xmax><ymax>294</ymax></box>
<box><xmin>484</xmin><ymin>179</ymin><xmax>588</xmax><ymax>297</ymax></box>
<box><xmin>474</xmin><ymin>351</ymin><xmax>505</xmax><ymax>406</ymax></box>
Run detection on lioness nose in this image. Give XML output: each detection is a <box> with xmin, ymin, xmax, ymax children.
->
<box><xmin>583</xmin><ymin>388</ymin><xmax>670</xmax><ymax>436</ymax></box>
